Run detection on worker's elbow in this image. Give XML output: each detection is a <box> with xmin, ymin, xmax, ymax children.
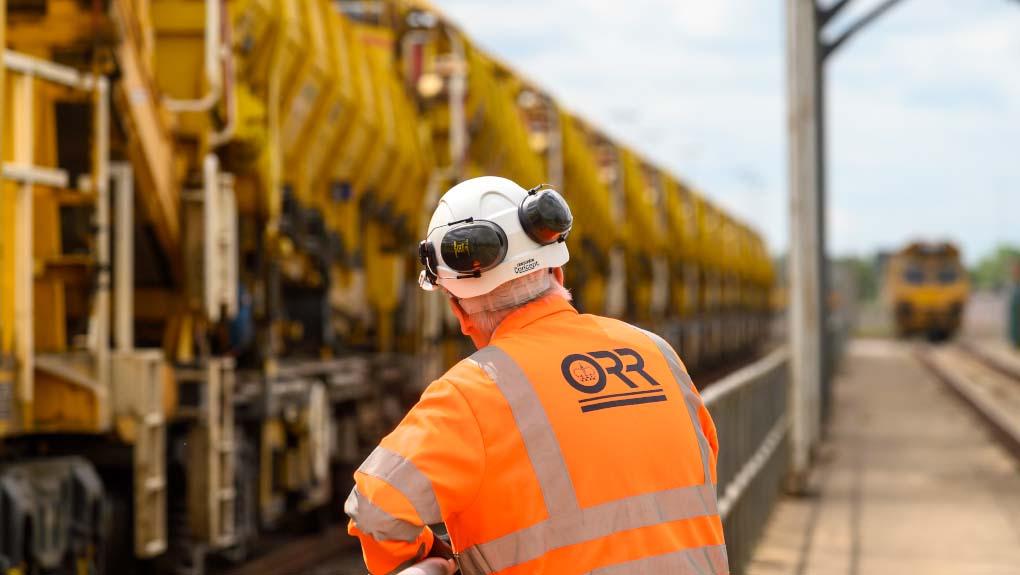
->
<box><xmin>345</xmin><ymin>487</ymin><xmax>425</xmax><ymax>543</ymax></box>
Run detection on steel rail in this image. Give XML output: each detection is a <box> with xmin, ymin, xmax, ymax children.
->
<box><xmin>918</xmin><ymin>344</ymin><xmax>1020</xmax><ymax>463</ymax></box>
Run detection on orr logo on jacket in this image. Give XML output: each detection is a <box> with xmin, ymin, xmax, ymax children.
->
<box><xmin>560</xmin><ymin>348</ymin><xmax>667</xmax><ymax>413</ymax></box>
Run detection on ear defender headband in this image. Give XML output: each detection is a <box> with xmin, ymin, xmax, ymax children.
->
<box><xmin>419</xmin><ymin>184</ymin><xmax>573</xmax><ymax>287</ymax></box>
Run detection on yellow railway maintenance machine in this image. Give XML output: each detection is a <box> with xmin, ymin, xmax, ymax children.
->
<box><xmin>0</xmin><ymin>0</ymin><xmax>400</xmax><ymax>573</ymax></box>
<box><xmin>0</xmin><ymin>0</ymin><xmax>776</xmax><ymax>573</ymax></box>
<box><xmin>884</xmin><ymin>241</ymin><xmax>969</xmax><ymax>340</ymax></box>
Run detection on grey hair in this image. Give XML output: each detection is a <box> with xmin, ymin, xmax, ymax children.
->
<box><xmin>455</xmin><ymin>269</ymin><xmax>571</xmax><ymax>335</ymax></box>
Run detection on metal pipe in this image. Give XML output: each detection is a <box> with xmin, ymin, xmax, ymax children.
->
<box><xmin>112</xmin><ymin>163</ymin><xmax>134</xmax><ymax>352</ymax></box>
<box><xmin>203</xmin><ymin>154</ymin><xmax>220</xmax><ymax>321</ymax></box>
<box><xmin>545</xmin><ymin>98</ymin><xmax>564</xmax><ymax>190</ymax></box>
<box><xmin>219</xmin><ymin>170</ymin><xmax>239</xmax><ymax>317</ymax></box>
<box><xmin>91</xmin><ymin>77</ymin><xmax>112</xmax><ymax>427</ymax></box>
<box><xmin>3</xmin><ymin>50</ymin><xmax>98</xmax><ymax>89</ymax></box>
<box><xmin>702</xmin><ymin>347</ymin><xmax>789</xmax><ymax>405</ymax></box>
<box><xmin>163</xmin><ymin>0</ymin><xmax>223</xmax><ymax>113</ymax></box>
<box><xmin>209</xmin><ymin>2</ymin><xmax>237</xmax><ymax>148</ymax></box>
<box><xmin>12</xmin><ymin>72</ymin><xmax>34</xmax><ymax>426</ymax></box>
<box><xmin>444</xmin><ymin>28</ymin><xmax>468</xmax><ymax>179</ymax></box>
<box><xmin>1</xmin><ymin>164</ymin><xmax>68</xmax><ymax>188</ymax></box>
<box><xmin>1</xmin><ymin>1</ymin><xmax>5</xmax><ymax>374</ymax></box>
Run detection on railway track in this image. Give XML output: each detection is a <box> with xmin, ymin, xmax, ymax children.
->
<box><xmin>919</xmin><ymin>340</ymin><xmax>1020</xmax><ymax>461</ymax></box>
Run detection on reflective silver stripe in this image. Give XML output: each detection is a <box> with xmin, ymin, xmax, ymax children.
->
<box><xmin>470</xmin><ymin>346</ymin><xmax>579</xmax><ymax>515</ymax></box>
<box><xmin>344</xmin><ymin>487</ymin><xmax>424</xmax><ymax>543</ymax></box>
<box><xmin>590</xmin><ymin>544</ymin><xmax>729</xmax><ymax>575</ymax></box>
<box><xmin>359</xmin><ymin>446</ymin><xmax>442</xmax><ymax>524</ymax></box>
<box><xmin>458</xmin><ymin>483</ymin><xmax>717</xmax><ymax>574</ymax></box>
<box><xmin>639</xmin><ymin>329</ymin><xmax>715</xmax><ymax>490</ymax></box>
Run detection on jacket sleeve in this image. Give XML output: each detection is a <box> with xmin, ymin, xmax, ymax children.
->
<box><xmin>693</xmin><ymin>385</ymin><xmax>720</xmax><ymax>479</ymax></box>
<box><xmin>642</xmin><ymin>327</ymin><xmax>721</xmax><ymax>484</ymax></box>
<box><xmin>346</xmin><ymin>377</ymin><xmax>485</xmax><ymax>574</ymax></box>
<box><xmin>673</xmin><ymin>355</ymin><xmax>719</xmax><ymax>482</ymax></box>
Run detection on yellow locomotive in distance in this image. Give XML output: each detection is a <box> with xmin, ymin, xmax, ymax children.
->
<box><xmin>884</xmin><ymin>242</ymin><xmax>969</xmax><ymax>340</ymax></box>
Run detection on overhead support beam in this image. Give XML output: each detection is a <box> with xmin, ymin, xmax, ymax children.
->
<box><xmin>823</xmin><ymin>0</ymin><xmax>910</xmax><ymax>59</ymax></box>
<box><xmin>818</xmin><ymin>0</ymin><xmax>853</xmax><ymax>26</ymax></box>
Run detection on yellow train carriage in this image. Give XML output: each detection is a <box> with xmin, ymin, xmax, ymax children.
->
<box><xmin>568</xmin><ymin>120</ymin><xmax>630</xmax><ymax>319</ymax></box>
<box><xmin>884</xmin><ymin>242</ymin><xmax>969</xmax><ymax>339</ymax></box>
<box><xmin>665</xmin><ymin>178</ymin><xmax>705</xmax><ymax>366</ymax></box>
<box><xmin>557</xmin><ymin>112</ymin><xmax>621</xmax><ymax>315</ymax></box>
<box><xmin>619</xmin><ymin>149</ymin><xmax>668</xmax><ymax>325</ymax></box>
<box><xmin>0</xmin><ymin>0</ymin><xmax>776</xmax><ymax>573</ymax></box>
<box><xmin>696</xmin><ymin>197</ymin><xmax>723</xmax><ymax>363</ymax></box>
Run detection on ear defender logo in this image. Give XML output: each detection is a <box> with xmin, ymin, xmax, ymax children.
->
<box><xmin>560</xmin><ymin>349</ymin><xmax>666</xmax><ymax>413</ymax></box>
<box><xmin>452</xmin><ymin>239</ymin><xmax>471</xmax><ymax>257</ymax></box>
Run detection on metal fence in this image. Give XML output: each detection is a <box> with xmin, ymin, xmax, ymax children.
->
<box><xmin>703</xmin><ymin>347</ymin><xmax>790</xmax><ymax>573</ymax></box>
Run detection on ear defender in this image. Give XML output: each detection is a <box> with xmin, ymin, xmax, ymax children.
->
<box><xmin>438</xmin><ymin>221</ymin><xmax>509</xmax><ymax>276</ymax></box>
<box><xmin>418</xmin><ymin>240</ymin><xmax>439</xmax><ymax>284</ymax></box>
<box><xmin>519</xmin><ymin>186</ymin><xmax>573</xmax><ymax>245</ymax></box>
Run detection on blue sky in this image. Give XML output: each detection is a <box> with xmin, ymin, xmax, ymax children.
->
<box><xmin>432</xmin><ymin>0</ymin><xmax>1020</xmax><ymax>264</ymax></box>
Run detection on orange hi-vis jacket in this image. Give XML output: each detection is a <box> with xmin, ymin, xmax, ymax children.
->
<box><xmin>346</xmin><ymin>295</ymin><xmax>727</xmax><ymax>574</ymax></box>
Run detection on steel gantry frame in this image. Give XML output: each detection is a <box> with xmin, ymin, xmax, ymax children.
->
<box><xmin>786</xmin><ymin>0</ymin><xmax>1019</xmax><ymax>490</ymax></box>
<box><xmin>786</xmin><ymin>0</ymin><xmax>910</xmax><ymax>491</ymax></box>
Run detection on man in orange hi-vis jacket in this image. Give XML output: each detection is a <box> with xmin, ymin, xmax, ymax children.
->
<box><xmin>346</xmin><ymin>176</ymin><xmax>727</xmax><ymax>575</ymax></box>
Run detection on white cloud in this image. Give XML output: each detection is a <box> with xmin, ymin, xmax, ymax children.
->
<box><xmin>432</xmin><ymin>0</ymin><xmax>1020</xmax><ymax>262</ymax></box>
<box><xmin>826</xmin><ymin>0</ymin><xmax>1020</xmax><ymax>263</ymax></box>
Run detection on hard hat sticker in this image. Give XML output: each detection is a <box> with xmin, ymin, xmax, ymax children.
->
<box><xmin>513</xmin><ymin>258</ymin><xmax>539</xmax><ymax>275</ymax></box>
<box><xmin>560</xmin><ymin>349</ymin><xmax>666</xmax><ymax>413</ymax></box>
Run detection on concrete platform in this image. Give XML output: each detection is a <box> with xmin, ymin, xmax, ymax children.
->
<box><xmin>747</xmin><ymin>339</ymin><xmax>1020</xmax><ymax>575</ymax></box>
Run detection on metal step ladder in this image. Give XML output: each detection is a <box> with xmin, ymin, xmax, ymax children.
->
<box><xmin>182</xmin><ymin>359</ymin><xmax>237</xmax><ymax>549</ymax></box>
<box><xmin>112</xmin><ymin>350</ymin><xmax>169</xmax><ymax>558</ymax></box>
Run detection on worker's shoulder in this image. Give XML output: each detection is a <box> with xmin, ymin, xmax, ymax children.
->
<box><xmin>579</xmin><ymin>314</ymin><xmax>680</xmax><ymax>356</ymax></box>
<box><xmin>580</xmin><ymin>312</ymin><xmax>657</xmax><ymax>340</ymax></box>
<box><xmin>430</xmin><ymin>354</ymin><xmax>494</xmax><ymax>395</ymax></box>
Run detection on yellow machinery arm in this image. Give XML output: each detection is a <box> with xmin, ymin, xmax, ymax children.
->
<box><xmin>112</xmin><ymin>0</ymin><xmax>182</xmax><ymax>278</ymax></box>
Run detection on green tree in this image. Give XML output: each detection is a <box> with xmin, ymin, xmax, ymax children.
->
<box><xmin>970</xmin><ymin>245</ymin><xmax>1020</xmax><ymax>291</ymax></box>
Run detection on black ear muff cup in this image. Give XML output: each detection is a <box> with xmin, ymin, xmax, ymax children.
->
<box><xmin>439</xmin><ymin>221</ymin><xmax>509</xmax><ymax>274</ymax></box>
<box><xmin>419</xmin><ymin>240</ymin><xmax>439</xmax><ymax>283</ymax></box>
<box><xmin>519</xmin><ymin>189</ymin><xmax>573</xmax><ymax>245</ymax></box>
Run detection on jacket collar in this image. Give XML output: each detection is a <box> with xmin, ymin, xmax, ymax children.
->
<box><xmin>490</xmin><ymin>294</ymin><xmax>577</xmax><ymax>342</ymax></box>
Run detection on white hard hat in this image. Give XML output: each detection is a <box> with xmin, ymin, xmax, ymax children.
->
<box><xmin>418</xmin><ymin>176</ymin><xmax>571</xmax><ymax>299</ymax></box>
